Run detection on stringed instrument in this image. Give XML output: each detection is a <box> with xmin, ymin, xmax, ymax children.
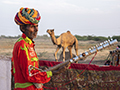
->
<box><xmin>28</xmin><ymin>39</ymin><xmax>118</xmax><ymax>88</ymax></box>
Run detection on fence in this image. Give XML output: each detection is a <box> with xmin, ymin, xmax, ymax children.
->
<box><xmin>0</xmin><ymin>57</ymin><xmax>11</xmax><ymax>90</ymax></box>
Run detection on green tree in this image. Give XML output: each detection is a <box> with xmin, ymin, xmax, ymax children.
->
<box><xmin>112</xmin><ymin>36</ymin><xmax>120</xmax><ymax>41</ymax></box>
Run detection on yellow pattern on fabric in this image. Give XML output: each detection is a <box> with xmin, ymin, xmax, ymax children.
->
<box><xmin>24</xmin><ymin>36</ymin><xmax>32</xmax><ymax>45</ymax></box>
<box><xmin>16</xmin><ymin>37</ymin><xmax>23</xmax><ymax>42</ymax></box>
<box><xmin>20</xmin><ymin>7</ymin><xmax>24</xmax><ymax>11</ymax></box>
<box><xmin>27</xmin><ymin>9</ymin><xmax>31</xmax><ymax>14</ymax></box>
<box><xmin>32</xmin><ymin>9</ymin><xmax>37</xmax><ymax>18</ymax></box>
<box><xmin>16</xmin><ymin>36</ymin><xmax>32</xmax><ymax>45</ymax></box>
<box><xmin>31</xmin><ymin>57</ymin><xmax>38</xmax><ymax>61</ymax></box>
<box><xmin>20</xmin><ymin>44</ymin><xmax>30</xmax><ymax>60</ymax></box>
<box><xmin>15</xmin><ymin>82</ymin><xmax>33</xmax><ymax>88</ymax></box>
<box><xmin>31</xmin><ymin>57</ymin><xmax>39</xmax><ymax>70</ymax></box>
<box><xmin>46</xmin><ymin>71</ymin><xmax>52</xmax><ymax>78</ymax></box>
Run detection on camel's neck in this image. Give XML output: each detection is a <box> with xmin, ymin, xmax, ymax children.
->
<box><xmin>50</xmin><ymin>33</ymin><xmax>57</xmax><ymax>45</ymax></box>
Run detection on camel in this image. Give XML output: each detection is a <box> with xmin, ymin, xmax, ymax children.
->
<box><xmin>47</xmin><ymin>29</ymin><xmax>78</xmax><ymax>62</ymax></box>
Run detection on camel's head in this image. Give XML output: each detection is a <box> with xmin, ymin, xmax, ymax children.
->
<box><xmin>47</xmin><ymin>29</ymin><xmax>54</xmax><ymax>35</ymax></box>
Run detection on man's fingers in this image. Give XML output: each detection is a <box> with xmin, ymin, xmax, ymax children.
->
<box><xmin>52</xmin><ymin>62</ymin><xmax>71</xmax><ymax>75</ymax></box>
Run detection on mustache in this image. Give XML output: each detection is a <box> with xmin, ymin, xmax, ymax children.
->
<box><xmin>34</xmin><ymin>32</ymin><xmax>37</xmax><ymax>34</ymax></box>
<box><xmin>33</xmin><ymin>31</ymin><xmax>38</xmax><ymax>34</ymax></box>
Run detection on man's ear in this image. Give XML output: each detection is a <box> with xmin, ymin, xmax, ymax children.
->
<box><xmin>20</xmin><ymin>25</ymin><xmax>25</xmax><ymax>33</ymax></box>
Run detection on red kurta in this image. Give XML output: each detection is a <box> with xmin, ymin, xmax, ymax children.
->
<box><xmin>11</xmin><ymin>33</ymin><xmax>52</xmax><ymax>90</ymax></box>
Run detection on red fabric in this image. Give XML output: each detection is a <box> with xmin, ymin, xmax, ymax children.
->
<box><xmin>11</xmin><ymin>33</ymin><xmax>51</xmax><ymax>90</ymax></box>
<box><xmin>39</xmin><ymin>60</ymin><xmax>120</xmax><ymax>71</ymax></box>
<box><xmin>39</xmin><ymin>60</ymin><xmax>120</xmax><ymax>89</ymax></box>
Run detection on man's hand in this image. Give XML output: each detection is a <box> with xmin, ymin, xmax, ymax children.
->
<box><xmin>52</xmin><ymin>62</ymin><xmax>71</xmax><ymax>75</ymax></box>
<box><xmin>39</xmin><ymin>66</ymin><xmax>48</xmax><ymax>70</ymax></box>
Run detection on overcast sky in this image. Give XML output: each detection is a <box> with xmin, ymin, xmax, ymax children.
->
<box><xmin>0</xmin><ymin>0</ymin><xmax>120</xmax><ymax>37</ymax></box>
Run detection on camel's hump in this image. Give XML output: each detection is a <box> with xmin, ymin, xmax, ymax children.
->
<box><xmin>61</xmin><ymin>30</ymin><xmax>72</xmax><ymax>36</ymax></box>
<box><xmin>67</xmin><ymin>31</ymin><xmax>71</xmax><ymax>33</ymax></box>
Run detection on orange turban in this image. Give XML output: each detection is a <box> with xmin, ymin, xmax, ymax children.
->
<box><xmin>14</xmin><ymin>7</ymin><xmax>41</xmax><ymax>25</ymax></box>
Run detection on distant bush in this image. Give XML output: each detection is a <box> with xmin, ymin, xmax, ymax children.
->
<box><xmin>0</xmin><ymin>35</ymin><xmax>21</xmax><ymax>39</ymax></box>
<box><xmin>93</xmin><ymin>36</ymin><xmax>108</xmax><ymax>41</ymax></box>
<box><xmin>36</xmin><ymin>35</ymin><xmax>49</xmax><ymax>39</ymax></box>
<box><xmin>55</xmin><ymin>35</ymin><xmax>59</xmax><ymax>38</ymax></box>
<box><xmin>75</xmin><ymin>35</ymin><xmax>88</xmax><ymax>41</ymax></box>
<box><xmin>75</xmin><ymin>35</ymin><xmax>108</xmax><ymax>41</ymax></box>
<box><xmin>0</xmin><ymin>34</ymin><xmax>120</xmax><ymax>42</ymax></box>
<box><xmin>112</xmin><ymin>36</ymin><xmax>120</xmax><ymax>41</ymax></box>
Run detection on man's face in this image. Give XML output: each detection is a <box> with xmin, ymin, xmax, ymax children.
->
<box><xmin>22</xmin><ymin>24</ymin><xmax>38</xmax><ymax>40</ymax></box>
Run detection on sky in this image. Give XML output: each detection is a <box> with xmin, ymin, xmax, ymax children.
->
<box><xmin>0</xmin><ymin>0</ymin><xmax>120</xmax><ymax>37</ymax></box>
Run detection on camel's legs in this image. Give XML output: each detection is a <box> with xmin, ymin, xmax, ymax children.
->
<box><xmin>75</xmin><ymin>49</ymin><xmax>78</xmax><ymax>56</ymax></box>
<box><xmin>68</xmin><ymin>46</ymin><xmax>73</xmax><ymax>59</ymax></box>
<box><xmin>75</xmin><ymin>48</ymin><xmax>78</xmax><ymax>63</ymax></box>
<box><xmin>74</xmin><ymin>39</ymin><xmax>78</xmax><ymax>56</ymax></box>
<box><xmin>74</xmin><ymin>44</ymin><xmax>78</xmax><ymax>63</ymax></box>
<box><xmin>62</xmin><ymin>47</ymin><xmax>66</xmax><ymax>62</ymax></box>
<box><xmin>54</xmin><ymin>46</ymin><xmax>61</xmax><ymax>62</ymax></box>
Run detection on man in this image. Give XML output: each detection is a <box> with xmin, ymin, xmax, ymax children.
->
<box><xmin>11</xmin><ymin>7</ymin><xmax>70</xmax><ymax>90</ymax></box>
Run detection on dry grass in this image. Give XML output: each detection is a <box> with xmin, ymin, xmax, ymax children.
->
<box><xmin>0</xmin><ymin>37</ymin><xmax>119</xmax><ymax>64</ymax></box>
